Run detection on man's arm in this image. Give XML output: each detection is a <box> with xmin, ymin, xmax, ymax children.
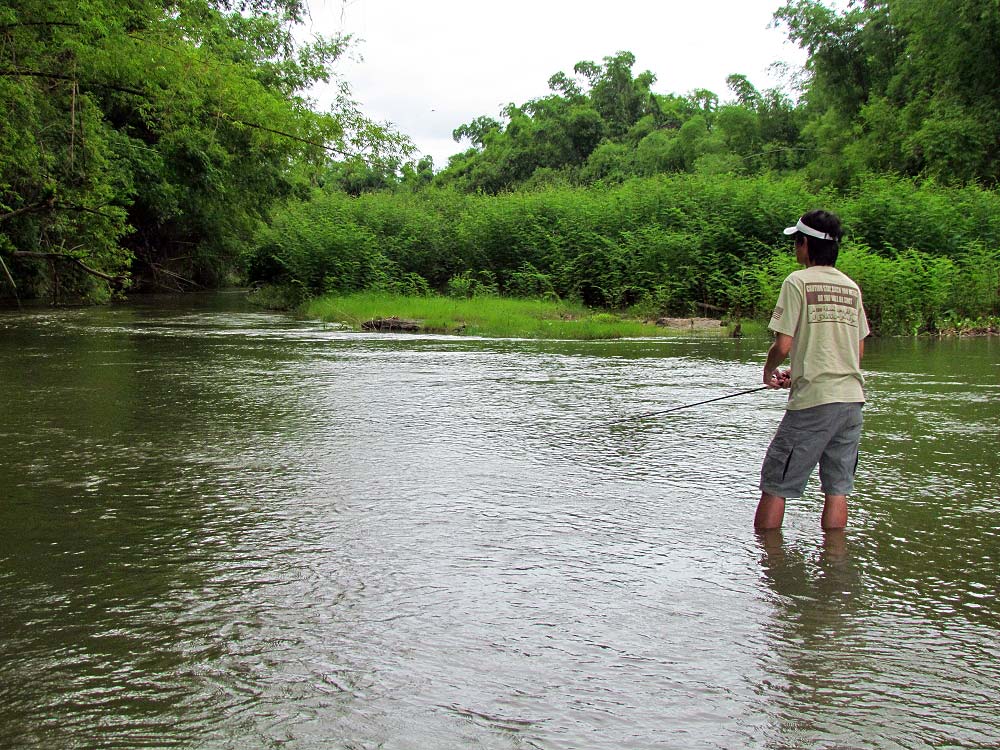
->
<box><xmin>763</xmin><ymin>333</ymin><xmax>793</xmax><ymax>388</ymax></box>
<box><xmin>859</xmin><ymin>338</ymin><xmax>865</xmax><ymax>364</ymax></box>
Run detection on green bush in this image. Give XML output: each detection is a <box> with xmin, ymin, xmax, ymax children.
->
<box><xmin>246</xmin><ymin>174</ymin><xmax>1000</xmax><ymax>331</ymax></box>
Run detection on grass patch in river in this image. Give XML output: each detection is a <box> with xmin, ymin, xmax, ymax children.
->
<box><xmin>304</xmin><ymin>292</ymin><xmax>753</xmax><ymax>340</ymax></box>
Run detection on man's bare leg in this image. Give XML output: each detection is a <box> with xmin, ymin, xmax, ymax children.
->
<box><xmin>822</xmin><ymin>527</ymin><xmax>847</xmax><ymax>561</ymax></box>
<box><xmin>822</xmin><ymin>494</ymin><xmax>848</xmax><ymax>530</ymax></box>
<box><xmin>755</xmin><ymin>492</ymin><xmax>786</xmax><ymax>530</ymax></box>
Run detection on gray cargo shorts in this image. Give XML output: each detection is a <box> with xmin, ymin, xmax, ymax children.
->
<box><xmin>759</xmin><ymin>401</ymin><xmax>863</xmax><ymax>498</ymax></box>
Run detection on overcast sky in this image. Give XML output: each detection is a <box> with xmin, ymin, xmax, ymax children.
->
<box><xmin>301</xmin><ymin>0</ymin><xmax>811</xmax><ymax>167</ymax></box>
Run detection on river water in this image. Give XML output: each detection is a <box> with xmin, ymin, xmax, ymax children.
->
<box><xmin>1</xmin><ymin>293</ymin><xmax>997</xmax><ymax>750</ymax></box>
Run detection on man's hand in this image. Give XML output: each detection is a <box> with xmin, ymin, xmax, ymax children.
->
<box><xmin>764</xmin><ymin>368</ymin><xmax>791</xmax><ymax>389</ymax></box>
<box><xmin>763</xmin><ymin>333</ymin><xmax>794</xmax><ymax>389</ymax></box>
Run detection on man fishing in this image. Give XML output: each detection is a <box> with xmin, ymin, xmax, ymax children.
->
<box><xmin>755</xmin><ymin>210</ymin><xmax>870</xmax><ymax>531</ymax></box>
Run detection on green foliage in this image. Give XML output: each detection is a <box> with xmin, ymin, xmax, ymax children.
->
<box><xmin>415</xmin><ymin>3</ymin><xmax>1000</xmax><ymax>192</ymax></box>
<box><xmin>250</xmin><ymin>191</ymin><xmax>388</xmax><ymax>296</ymax></box>
<box><xmin>253</xmin><ymin>173</ymin><xmax>1000</xmax><ymax>335</ymax></box>
<box><xmin>303</xmin><ymin>292</ymin><xmax>692</xmax><ymax>340</ymax></box>
<box><xmin>0</xmin><ymin>0</ymin><xmax>409</xmax><ymax>301</ymax></box>
<box><xmin>825</xmin><ymin>243</ymin><xmax>999</xmax><ymax>335</ymax></box>
<box><xmin>387</xmin><ymin>272</ymin><xmax>433</xmax><ymax>297</ymax></box>
<box><xmin>429</xmin><ymin>40</ymin><xmax>811</xmax><ymax>194</ymax></box>
<box><xmin>506</xmin><ymin>263</ymin><xmax>558</xmax><ymax>299</ymax></box>
<box><xmin>445</xmin><ymin>270</ymin><xmax>499</xmax><ymax>299</ymax></box>
<box><xmin>6</xmin><ymin>0</ymin><xmax>999</xmax><ymax>328</ymax></box>
<box><xmin>775</xmin><ymin>0</ymin><xmax>1000</xmax><ymax>184</ymax></box>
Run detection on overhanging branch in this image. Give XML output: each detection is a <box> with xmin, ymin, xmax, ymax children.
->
<box><xmin>12</xmin><ymin>251</ymin><xmax>129</xmax><ymax>285</ymax></box>
<box><xmin>219</xmin><ymin>113</ymin><xmax>346</xmax><ymax>155</ymax></box>
<box><xmin>1</xmin><ymin>199</ymin><xmax>121</xmax><ymax>223</ymax></box>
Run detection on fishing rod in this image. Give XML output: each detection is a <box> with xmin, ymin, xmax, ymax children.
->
<box><xmin>611</xmin><ymin>385</ymin><xmax>770</xmax><ymax>424</ymax></box>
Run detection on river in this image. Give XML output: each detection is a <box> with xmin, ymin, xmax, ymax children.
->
<box><xmin>1</xmin><ymin>293</ymin><xmax>997</xmax><ymax>749</ymax></box>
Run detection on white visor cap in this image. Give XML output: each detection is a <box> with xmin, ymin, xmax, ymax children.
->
<box><xmin>783</xmin><ymin>218</ymin><xmax>834</xmax><ymax>241</ymax></box>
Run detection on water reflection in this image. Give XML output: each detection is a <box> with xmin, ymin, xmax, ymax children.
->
<box><xmin>756</xmin><ymin>523</ymin><xmax>1000</xmax><ymax>750</ymax></box>
<box><xmin>755</xmin><ymin>530</ymin><xmax>874</xmax><ymax>749</ymax></box>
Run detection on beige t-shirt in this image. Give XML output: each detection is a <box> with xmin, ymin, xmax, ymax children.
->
<box><xmin>769</xmin><ymin>265</ymin><xmax>870</xmax><ymax>410</ymax></box>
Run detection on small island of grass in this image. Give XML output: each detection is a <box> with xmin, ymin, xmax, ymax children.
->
<box><xmin>303</xmin><ymin>292</ymin><xmax>761</xmax><ymax>340</ymax></box>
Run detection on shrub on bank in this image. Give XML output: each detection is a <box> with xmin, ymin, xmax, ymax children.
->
<box><xmin>246</xmin><ymin>174</ymin><xmax>1000</xmax><ymax>335</ymax></box>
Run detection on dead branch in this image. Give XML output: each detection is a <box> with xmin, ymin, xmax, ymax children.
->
<box><xmin>0</xmin><ymin>255</ymin><xmax>21</xmax><ymax>308</ymax></box>
<box><xmin>149</xmin><ymin>264</ymin><xmax>200</xmax><ymax>288</ymax></box>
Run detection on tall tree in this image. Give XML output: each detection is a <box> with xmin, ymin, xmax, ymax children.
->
<box><xmin>574</xmin><ymin>51</ymin><xmax>656</xmax><ymax>138</ymax></box>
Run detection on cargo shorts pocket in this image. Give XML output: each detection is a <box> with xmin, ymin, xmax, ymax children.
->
<box><xmin>760</xmin><ymin>440</ymin><xmax>795</xmax><ymax>490</ymax></box>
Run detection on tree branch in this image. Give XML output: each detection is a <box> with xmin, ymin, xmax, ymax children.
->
<box><xmin>54</xmin><ymin>201</ymin><xmax>122</xmax><ymax>220</ymax></box>
<box><xmin>0</xmin><ymin>199</ymin><xmax>55</xmax><ymax>223</ymax></box>
<box><xmin>0</xmin><ymin>22</ymin><xmax>79</xmax><ymax>31</ymax></box>
<box><xmin>12</xmin><ymin>251</ymin><xmax>129</xmax><ymax>284</ymax></box>
<box><xmin>0</xmin><ymin>254</ymin><xmax>21</xmax><ymax>309</ymax></box>
<box><xmin>0</xmin><ymin>69</ymin><xmax>144</xmax><ymax>95</ymax></box>
<box><xmin>1</xmin><ymin>199</ymin><xmax>121</xmax><ymax>223</ymax></box>
<box><xmin>220</xmin><ymin>113</ymin><xmax>347</xmax><ymax>155</ymax></box>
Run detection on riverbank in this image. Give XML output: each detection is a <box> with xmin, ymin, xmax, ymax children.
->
<box><xmin>933</xmin><ymin>318</ymin><xmax>1000</xmax><ymax>336</ymax></box>
<box><xmin>300</xmin><ymin>292</ymin><xmax>759</xmax><ymax>339</ymax></box>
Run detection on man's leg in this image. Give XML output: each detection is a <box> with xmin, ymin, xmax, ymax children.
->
<box><xmin>755</xmin><ymin>492</ymin><xmax>786</xmax><ymax>530</ymax></box>
<box><xmin>821</xmin><ymin>494</ymin><xmax>848</xmax><ymax>530</ymax></box>
<box><xmin>758</xmin><ymin>406</ymin><xmax>826</xmax><ymax>531</ymax></box>
<box><xmin>818</xmin><ymin>404</ymin><xmax>862</xmax><ymax>531</ymax></box>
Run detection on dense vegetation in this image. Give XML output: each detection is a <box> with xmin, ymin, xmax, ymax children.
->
<box><xmin>249</xmin><ymin>174</ymin><xmax>1000</xmax><ymax>335</ymax></box>
<box><xmin>3</xmin><ymin>0</ymin><xmax>999</xmax><ymax>334</ymax></box>
<box><xmin>0</xmin><ymin>0</ymin><xmax>408</xmax><ymax>302</ymax></box>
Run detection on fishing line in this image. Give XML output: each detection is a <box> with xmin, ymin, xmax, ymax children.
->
<box><xmin>610</xmin><ymin>385</ymin><xmax>770</xmax><ymax>425</ymax></box>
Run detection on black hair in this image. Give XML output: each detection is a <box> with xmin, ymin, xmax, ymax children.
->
<box><xmin>796</xmin><ymin>209</ymin><xmax>843</xmax><ymax>266</ymax></box>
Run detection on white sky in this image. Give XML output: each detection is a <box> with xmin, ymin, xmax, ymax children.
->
<box><xmin>301</xmin><ymin>0</ymin><xmax>810</xmax><ymax>167</ymax></box>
